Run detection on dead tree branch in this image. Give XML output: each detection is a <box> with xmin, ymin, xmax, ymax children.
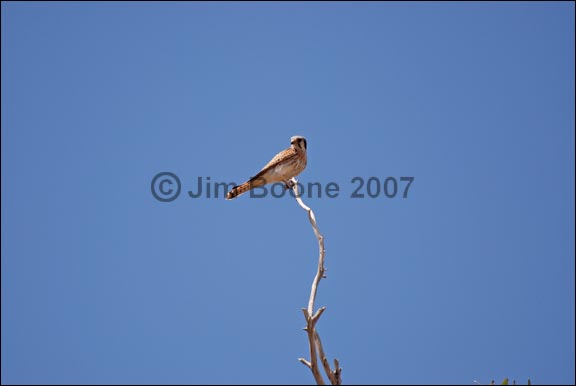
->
<box><xmin>291</xmin><ymin>178</ymin><xmax>342</xmax><ymax>385</ymax></box>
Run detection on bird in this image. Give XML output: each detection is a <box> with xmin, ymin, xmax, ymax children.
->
<box><xmin>226</xmin><ymin>136</ymin><xmax>307</xmax><ymax>200</ymax></box>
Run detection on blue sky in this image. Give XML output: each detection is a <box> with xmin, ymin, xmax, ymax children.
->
<box><xmin>1</xmin><ymin>2</ymin><xmax>574</xmax><ymax>385</ymax></box>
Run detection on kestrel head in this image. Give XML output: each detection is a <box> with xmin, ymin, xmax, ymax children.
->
<box><xmin>291</xmin><ymin>136</ymin><xmax>307</xmax><ymax>152</ymax></box>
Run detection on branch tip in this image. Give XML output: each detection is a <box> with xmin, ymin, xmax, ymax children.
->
<box><xmin>312</xmin><ymin>307</ymin><xmax>326</xmax><ymax>322</ymax></box>
<box><xmin>298</xmin><ymin>358</ymin><xmax>312</xmax><ymax>368</ymax></box>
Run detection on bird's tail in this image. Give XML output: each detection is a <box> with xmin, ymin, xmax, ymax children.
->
<box><xmin>226</xmin><ymin>177</ymin><xmax>266</xmax><ymax>200</ymax></box>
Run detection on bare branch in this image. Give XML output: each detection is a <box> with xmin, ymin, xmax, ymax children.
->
<box><xmin>301</xmin><ymin>293</ymin><xmax>324</xmax><ymax>384</ymax></box>
<box><xmin>298</xmin><ymin>358</ymin><xmax>312</xmax><ymax>369</ymax></box>
<box><xmin>305</xmin><ymin>316</ymin><xmax>325</xmax><ymax>385</ymax></box>
<box><xmin>292</xmin><ymin>178</ymin><xmax>341</xmax><ymax>385</ymax></box>
<box><xmin>333</xmin><ymin>359</ymin><xmax>342</xmax><ymax>385</ymax></box>
<box><xmin>312</xmin><ymin>307</ymin><xmax>326</xmax><ymax>324</ymax></box>
<box><xmin>291</xmin><ymin>178</ymin><xmax>326</xmax><ymax>316</ymax></box>
<box><xmin>315</xmin><ymin>331</ymin><xmax>337</xmax><ymax>385</ymax></box>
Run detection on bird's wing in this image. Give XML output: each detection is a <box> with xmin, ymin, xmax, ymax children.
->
<box><xmin>252</xmin><ymin>147</ymin><xmax>297</xmax><ymax>179</ymax></box>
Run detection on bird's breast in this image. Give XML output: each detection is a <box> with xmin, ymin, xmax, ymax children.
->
<box><xmin>267</xmin><ymin>155</ymin><xmax>306</xmax><ymax>182</ymax></box>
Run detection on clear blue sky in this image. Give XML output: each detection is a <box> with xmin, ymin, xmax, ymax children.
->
<box><xmin>2</xmin><ymin>2</ymin><xmax>574</xmax><ymax>385</ymax></box>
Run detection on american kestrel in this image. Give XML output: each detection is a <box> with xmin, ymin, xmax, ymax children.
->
<box><xmin>226</xmin><ymin>136</ymin><xmax>308</xmax><ymax>200</ymax></box>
